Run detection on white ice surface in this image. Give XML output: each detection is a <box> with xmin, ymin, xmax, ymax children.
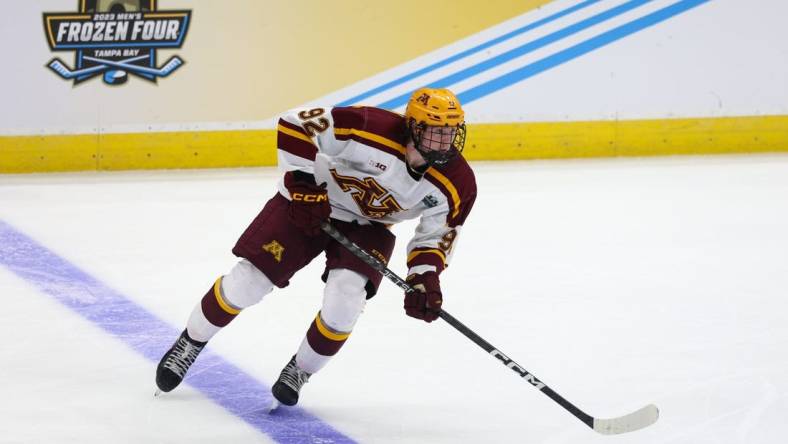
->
<box><xmin>2</xmin><ymin>154</ymin><xmax>788</xmax><ymax>443</ymax></box>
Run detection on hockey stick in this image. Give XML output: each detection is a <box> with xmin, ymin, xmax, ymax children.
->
<box><xmin>320</xmin><ymin>222</ymin><xmax>659</xmax><ymax>435</ymax></box>
<box><xmin>48</xmin><ymin>55</ymin><xmax>149</xmax><ymax>79</ymax></box>
<box><xmin>82</xmin><ymin>55</ymin><xmax>184</xmax><ymax>78</ymax></box>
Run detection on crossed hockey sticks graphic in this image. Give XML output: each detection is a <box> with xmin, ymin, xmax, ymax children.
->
<box><xmin>47</xmin><ymin>54</ymin><xmax>184</xmax><ymax>80</ymax></box>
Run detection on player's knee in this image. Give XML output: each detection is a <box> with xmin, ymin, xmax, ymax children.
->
<box><xmin>221</xmin><ymin>259</ymin><xmax>274</xmax><ymax>309</ymax></box>
<box><xmin>321</xmin><ymin>269</ymin><xmax>368</xmax><ymax>332</ymax></box>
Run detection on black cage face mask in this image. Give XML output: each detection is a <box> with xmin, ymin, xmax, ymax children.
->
<box><xmin>410</xmin><ymin>122</ymin><xmax>467</xmax><ymax>166</ymax></box>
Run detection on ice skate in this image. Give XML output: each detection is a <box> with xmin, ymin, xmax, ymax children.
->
<box><xmin>155</xmin><ymin>329</ymin><xmax>206</xmax><ymax>394</ymax></box>
<box><xmin>271</xmin><ymin>355</ymin><xmax>311</xmax><ymax>406</ymax></box>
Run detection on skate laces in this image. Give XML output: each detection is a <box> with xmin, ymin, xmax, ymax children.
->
<box><xmin>279</xmin><ymin>357</ymin><xmax>311</xmax><ymax>391</ymax></box>
<box><xmin>163</xmin><ymin>336</ymin><xmax>204</xmax><ymax>378</ymax></box>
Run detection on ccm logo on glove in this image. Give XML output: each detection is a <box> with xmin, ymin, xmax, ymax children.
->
<box><xmin>285</xmin><ymin>172</ymin><xmax>331</xmax><ymax>236</ymax></box>
<box><xmin>291</xmin><ymin>192</ymin><xmax>327</xmax><ymax>203</ymax></box>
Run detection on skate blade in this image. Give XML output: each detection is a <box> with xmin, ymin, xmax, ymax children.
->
<box><xmin>267</xmin><ymin>399</ymin><xmax>281</xmax><ymax>413</ymax></box>
<box><xmin>154</xmin><ymin>389</ymin><xmax>163</xmax><ymax>398</ymax></box>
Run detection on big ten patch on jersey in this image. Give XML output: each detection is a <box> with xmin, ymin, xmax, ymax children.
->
<box><xmin>341</xmin><ymin>143</ymin><xmax>396</xmax><ymax>176</ymax></box>
<box><xmin>368</xmin><ymin>159</ymin><xmax>388</xmax><ymax>172</ymax></box>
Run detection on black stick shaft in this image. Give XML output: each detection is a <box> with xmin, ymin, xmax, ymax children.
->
<box><xmin>320</xmin><ymin>222</ymin><xmax>594</xmax><ymax>429</ymax></box>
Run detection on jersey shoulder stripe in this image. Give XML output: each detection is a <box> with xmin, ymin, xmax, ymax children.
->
<box><xmin>331</xmin><ymin>106</ymin><xmax>366</xmax><ymax>131</ymax></box>
<box><xmin>425</xmin><ymin>155</ymin><xmax>477</xmax><ymax>227</ymax></box>
<box><xmin>277</xmin><ymin>118</ymin><xmax>317</xmax><ymax>161</ymax></box>
<box><xmin>363</xmin><ymin>107</ymin><xmax>408</xmax><ymax>140</ymax></box>
<box><xmin>279</xmin><ymin>118</ymin><xmax>310</xmax><ymax>139</ymax></box>
<box><xmin>333</xmin><ymin>106</ymin><xmax>408</xmax><ymax>161</ymax></box>
<box><xmin>335</xmin><ymin>127</ymin><xmax>407</xmax><ymax>160</ymax></box>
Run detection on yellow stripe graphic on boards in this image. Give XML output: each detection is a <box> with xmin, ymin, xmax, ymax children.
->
<box><xmin>2</xmin><ymin>115</ymin><xmax>788</xmax><ymax>173</ymax></box>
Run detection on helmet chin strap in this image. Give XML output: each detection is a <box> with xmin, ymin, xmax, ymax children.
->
<box><xmin>416</xmin><ymin>145</ymin><xmax>455</xmax><ymax>166</ymax></box>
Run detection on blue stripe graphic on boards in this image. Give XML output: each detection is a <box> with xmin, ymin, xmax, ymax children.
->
<box><xmin>336</xmin><ymin>0</ymin><xmax>603</xmax><ymax>106</ymax></box>
<box><xmin>458</xmin><ymin>0</ymin><xmax>709</xmax><ymax>105</ymax></box>
<box><xmin>377</xmin><ymin>0</ymin><xmax>651</xmax><ymax>110</ymax></box>
<box><xmin>0</xmin><ymin>220</ymin><xmax>356</xmax><ymax>444</ymax></box>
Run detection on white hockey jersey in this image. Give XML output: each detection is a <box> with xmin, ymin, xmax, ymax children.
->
<box><xmin>275</xmin><ymin>106</ymin><xmax>476</xmax><ymax>275</ymax></box>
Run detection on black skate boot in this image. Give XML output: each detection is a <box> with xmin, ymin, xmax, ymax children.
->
<box><xmin>271</xmin><ymin>355</ymin><xmax>311</xmax><ymax>406</ymax></box>
<box><xmin>155</xmin><ymin>329</ymin><xmax>206</xmax><ymax>393</ymax></box>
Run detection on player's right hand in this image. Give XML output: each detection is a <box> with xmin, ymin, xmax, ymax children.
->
<box><xmin>286</xmin><ymin>179</ymin><xmax>331</xmax><ymax>236</ymax></box>
<box><xmin>404</xmin><ymin>271</ymin><xmax>442</xmax><ymax>322</ymax></box>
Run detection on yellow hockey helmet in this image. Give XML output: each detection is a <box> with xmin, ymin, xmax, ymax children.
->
<box><xmin>405</xmin><ymin>87</ymin><xmax>465</xmax><ymax>126</ymax></box>
<box><xmin>404</xmin><ymin>88</ymin><xmax>466</xmax><ymax>166</ymax></box>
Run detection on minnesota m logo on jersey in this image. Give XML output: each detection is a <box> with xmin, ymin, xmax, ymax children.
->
<box><xmin>330</xmin><ymin>169</ymin><xmax>404</xmax><ymax>219</ymax></box>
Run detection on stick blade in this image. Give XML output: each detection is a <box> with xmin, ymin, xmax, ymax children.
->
<box><xmin>48</xmin><ymin>60</ymin><xmax>74</xmax><ymax>78</ymax></box>
<box><xmin>159</xmin><ymin>57</ymin><xmax>184</xmax><ymax>76</ymax></box>
<box><xmin>593</xmin><ymin>404</ymin><xmax>659</xmax><ymax>435</ymax></box>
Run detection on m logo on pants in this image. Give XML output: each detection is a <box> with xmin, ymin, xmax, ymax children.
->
<box><xmin>262</xmin><ymin>240</ymin><xmax>285</xmax><ymax>263</ymax></box>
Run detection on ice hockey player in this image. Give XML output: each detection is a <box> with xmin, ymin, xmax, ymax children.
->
<box><xmin>155</xmin><ymin>87</ymin><xmax>477</xmax><ymax>407</ymax></box>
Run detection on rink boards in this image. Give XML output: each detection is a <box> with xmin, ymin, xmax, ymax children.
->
<box><xmin>2</xmin><ymin>0</ymin><xmax>788</xmax><ymax>172</ymax></box>
<box><xmin>2</xmin><ymin>115</ymin><xmax>788</xmax><ymax>172</ymax></box>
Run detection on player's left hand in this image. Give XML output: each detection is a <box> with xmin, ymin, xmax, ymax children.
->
<box><xmin>404</xmin><ymin>271</ymin><xmax>442</xmax><ymax>322</ymax></box>
<box><xmin>286</xmin><ymin>180</ymin><xmax>331</xmax><ymax>236</ymax></box>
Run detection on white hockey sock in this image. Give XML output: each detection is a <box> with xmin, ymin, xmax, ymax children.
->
<box><xmin>295</xmin><ymin>339</ymin><xmax>332</xmax><ymax>375</ymax></box>
<box><xmin>294</xmin><ymin>269</ymin><xmax>367</xmax><ymax>375</ymax></box>
<box><xmin>186</xmin><ymin>301</ymin><xmax>221</xmax><ymax>343</ymax></box>
<box><xmin>186</xmin><ymin>259</ymin><xmax>274</xmax><ymax>343</ymax></box>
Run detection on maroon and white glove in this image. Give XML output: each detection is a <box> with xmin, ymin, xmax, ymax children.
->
<box><xmin>404</xmin><ymin>271</ymin><xmax>442</xmax><ymax>322</ymax></box>
<box><xmin>285</xmin><ymin>172</ymin><xmax>331</xmax><ymax>236</ymax></box>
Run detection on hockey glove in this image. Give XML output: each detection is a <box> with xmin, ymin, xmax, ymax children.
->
<box><xmin>285</xmin><ymin>172</ymin><xmax>331</xmax><ymax>236</ymax></box>
<box><xmin>404</xmin><ymin>271</ymin><xmax>442</xmax><ymax>322</ymax></box>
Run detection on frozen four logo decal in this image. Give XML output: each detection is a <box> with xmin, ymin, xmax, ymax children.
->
<box><xmin>43</xmin><ymin>1</ymin><xmax>191</xmax><ymax>85</ymax></box>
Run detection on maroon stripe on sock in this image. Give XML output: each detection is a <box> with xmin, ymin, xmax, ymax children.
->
<box><xmin>200</xmin><ymin>286</ymin><xmax>237</xmax><ymax>327</ymax></box>
<box><xmin>305</xmin><ymin>319</ymin><xmax>347</xmax><ymax>356</ymax></box>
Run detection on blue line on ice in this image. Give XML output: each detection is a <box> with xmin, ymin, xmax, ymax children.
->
<box><xmin>0</xmin><ymin>219</ymin><xmax>356</xmax><ymax>444</ymax></box>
